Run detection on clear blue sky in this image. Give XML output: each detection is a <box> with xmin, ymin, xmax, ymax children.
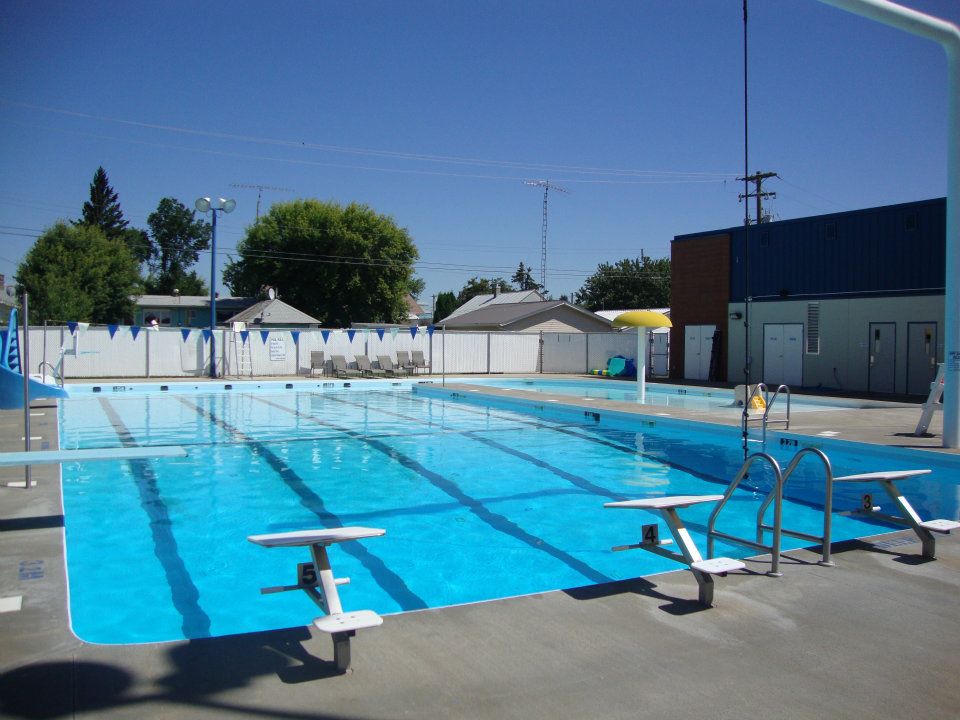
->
<box><xmin>1</xmin><ymin>0</ymin><xmax>958</xmax><ymax>312</ymax></box>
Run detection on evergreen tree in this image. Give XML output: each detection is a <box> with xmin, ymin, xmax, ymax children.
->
<box><xmin>75</xmin><ymin>167</ymin><xmax>129</xmax><ymax>239</ymax></box>
<box><xmin>433</xmin><ymin>291</ymin><xmax>458</xmax><ymax>323</ymax></box>
<box><xmin>510</xmin><ymin>262</ymin><xmax>542</xmax><ymax>292</ymax></box>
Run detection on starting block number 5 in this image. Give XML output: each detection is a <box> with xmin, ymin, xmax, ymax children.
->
<box><xmin>298</xmin><ymin>562</ymin><xmax>317</xmax><ymax>587</ymax></box>
<box><xmin>641</xmin><ymin>524</ymin><xmax>660</xmax><ymax>546</ymax></box>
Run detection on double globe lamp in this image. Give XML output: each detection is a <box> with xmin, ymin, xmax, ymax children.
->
<box><xmin>195</xmin><ymin>196</ymin><xmax>236</xmax><ymax>378</ymax></box>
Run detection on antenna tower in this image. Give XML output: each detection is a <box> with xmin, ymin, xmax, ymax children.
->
<box><xmin>523</xmin><ymin>179</ymin><xmax>568</xmax><ymax>291</ymax></box>
<box><xmin>230</xmin><ymin>183</ymin><xmax>295</xmax><ymax>220</ymax></box>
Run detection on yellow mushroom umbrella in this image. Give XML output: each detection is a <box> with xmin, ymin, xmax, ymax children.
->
<box><xmin>611</xmin><ymin>311</ymin><xmax>672</xmax><ymax>403</ymax></box>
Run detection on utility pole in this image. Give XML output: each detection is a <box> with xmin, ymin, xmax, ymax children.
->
<box><xmin>230</xmin><ymin>183</ymin><xmax>295</xmax><ymax>220</ymax></box>
<box><xmin>524</xmin><ymin>180</ymin><xmax>568</xmax><ymax>292</ymax></box>
<box><xmin>737</xmin><ymin>171</ymin><xmax>778</xmax><ymax>224</ymax></box>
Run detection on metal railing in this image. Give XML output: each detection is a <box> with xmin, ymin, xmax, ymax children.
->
<box><xmin>707</xmin><ymin>452</ymin><xmax>785</xmax><ymax>576</ymax></box>
<box><xmin>744</xmin><ymin>383</ymin><xmax>791</xmax><ymax>444</ymax></box>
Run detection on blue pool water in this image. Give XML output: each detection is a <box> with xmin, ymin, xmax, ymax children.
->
<box><xmin>58</xmin><ymin>384</ymin><xmax>959</xmax><ymax>644</ymax></box>
<box><xmin>460</xmin><ymin>377</ymin><xmax>874</xmax><ymax>412</ymax></box>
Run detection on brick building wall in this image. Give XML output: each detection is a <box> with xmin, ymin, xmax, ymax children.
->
<box><xmin>669</xmin><ymin>233</ymin><xmax>731</xmax><ymax>380</ymax></box>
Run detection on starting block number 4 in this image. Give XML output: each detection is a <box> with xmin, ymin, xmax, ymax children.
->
<box><xmin>642</xmin><ymin>524</ymin><xmax>660</xmax><ymax>546</ymax></box>
<box><xmin>298</xmin><ymin>562</ymin><xmax>318</xmax><ymax>587</ymax></box>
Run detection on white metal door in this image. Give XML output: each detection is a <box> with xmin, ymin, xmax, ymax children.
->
<box><xmin>763</xmin><ymin>323</ymin><xmax>803</xmax><ymax>387</ymax></box>
<box><xmin>652</xmin><ymin>332</ymin><xmax>669</xmax><ymax>376</ymax></box>
<box><xmin>684</xmin><ymin>325</ymin><xmax>715</xmax><ymax>381</ymax></box>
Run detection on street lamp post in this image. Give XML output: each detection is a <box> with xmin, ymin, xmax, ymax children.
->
<box><xmin>195</xmin><ymin>196</ymin><xmax>236</xmax><ymax>378</ymax></box>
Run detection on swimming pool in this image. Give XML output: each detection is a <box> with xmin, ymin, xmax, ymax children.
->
<box><xmin>58</xmin><ymin>383</ymin><xmax>959</xmax><ymax>644</ymax></box>
<box><xmin>459</xmin><ymin>377</ymin><xmax>877</xmax><ymax>412</ymax></box>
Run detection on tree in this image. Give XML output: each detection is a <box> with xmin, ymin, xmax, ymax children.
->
<box><xmin>455</xmin><ymin>277</ymin><xmax>514</xmax><ymax>306</ymax></box>
<box><xmin>16</xmin><ymin>222</ymin><xmax>141</xmax><ymax>323</ymax></box>
<box><xmin>223</xmin><ymin>199</ymin><xmax>419</xmax><ymax>326</ymax></box>
<box><xmin>574</xmin><ymin>255</ymin><xmax>670</xmax><ymax>311</ymax></box>
<box><xmin>75</xmin><ymin>167</ymin><xmax>129</xmax><ymax>239</ymax></box>
<box><xmin>511</xmin><ymin>262</ymin><xmax>542</xmax><ymax>292</ymax></box>
<box><xmin>433</xmin><ymin>291</ymin><xmax>458</xmax><ymax>322</ymax></box>
<box><xmin>144</xmin><ymin>198</ymin><xmax>212</xmax><ymax>294</ymax></box>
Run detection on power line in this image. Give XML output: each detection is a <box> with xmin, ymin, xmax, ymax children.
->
<box><xmin>230</xmin><ymin>183</ymin><xmax>295</xmax><ymax>220</ymax></box>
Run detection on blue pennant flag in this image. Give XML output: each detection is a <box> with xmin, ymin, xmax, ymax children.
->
<box><xmin>291</xmin><ymin>330</ymin><xmax>300</xmax><ymax>345</ymax></box>
<box><xmin>409</xmin><ymin>326</ymin><xmax>418</xmax><ymax>338</ymax></box>
<box><xmin>130</xmin><ymin>326</ymin><xmax>141</xmax><ymax>340</ymax></box>
<box><xmin>321</xmin><ymin>329</ymin><xmax>330</xmax><ymax>344</ymax></box>
<box><xmin>347</xmin><ymin>329</ymin><xmax>356</xmax><ymax>343</ymax></box>
<box><xmin>181</xmin><ymin>329</ymin><xmax>191</xmax><ymax>342</ymax></box>
<box><xmin>260</xmin><ymin>330</ymin><xmax>270</xmax><ymax>344</ymax></box>
<box><xmin>202</xmin><ymin>329</ymin><xmax>212</xmax><ymax>344</ymax></box>
<box><xmin>376</xmin><ymin>328</ymin><xmax>385</xmax><ymax>341</ymax></box>
<box><xmin>427</xmin><ymin>324</ymin><xmax>435</xmax><ymax>336</ymax></box>
<box><xmin>240</xmin><ymin>330</ymin><xmax>249</xmax><ymax>344</ymax></box>
<box><xmin>67</xmin><ymin>321</ymin><xmax>78</xmax><ymax>335</ymax></box>
<box><xmin>108</xmin><ymin>324</ymin><xmax>119</xmax><ymax>339</ymax></box>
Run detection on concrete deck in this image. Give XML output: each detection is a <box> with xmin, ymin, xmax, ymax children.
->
<box><xmin>1</xmin><ymin>378</ymin><xmax>958</xmax><ymax>719</ymax></box>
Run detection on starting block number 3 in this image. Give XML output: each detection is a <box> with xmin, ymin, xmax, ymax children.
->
<box><xmin>862</xmin><ymin>494</ymin><xmax>874</xmax><ymax>511</ymax></box>
<box><xmin>641</xmin><ymin>524</ymin><xmax>660</xmax><ymax>546</ymax></box>
<box><xmin>298</xmin><ymin>562</ymin><xmax>318</xmax><ymax>587</ymax></box>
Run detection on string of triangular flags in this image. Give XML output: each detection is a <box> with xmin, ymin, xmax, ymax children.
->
<box><xmin>65</xmin><ymin>324</ymin><xmax>436</xmax><ymax>344</ymax></box>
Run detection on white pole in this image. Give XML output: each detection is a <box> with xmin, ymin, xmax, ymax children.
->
<box><xmin>816</xmin><ymin>0</ymin><xmax>959</xmax><ymax>447</ymax></box>
<box><xmin>637</xmin><ymin>329</ymin><xmax>648</xmax><ymax>404</ymax></box>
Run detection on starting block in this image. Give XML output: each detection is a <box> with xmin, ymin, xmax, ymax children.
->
<box><xmin>605</xmin><ymin>495</ymin><xmax>745</xmax><ymax>606</ymax></box>
<box><xmin>248</xmin><ymin>526</ymin><xmax>386</xmax><ymax>672</ymax></box>
<box><xmin>834</xmin><ymin>470</ymin><xmax>959</xmax><ymax>559</ymax></box>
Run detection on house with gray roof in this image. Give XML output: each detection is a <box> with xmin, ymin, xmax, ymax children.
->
<box><xmin>443</xmin><ymin>289</ymin><xmax>544</xmax><ymax>321</ymax></box>
<box><xmin>439</xmin><ymin>300</ymin><xmax>612</xmax><ymax>333</ymax></box>
<box><xmin>133</xmin><ymin>294</ymin><xmax>257</xmax><ymax>327</ymax></box>
<box><xmin>223</xmin><ymin>298</ymin><xmax>322</xmax><ymax>328</ymax></box>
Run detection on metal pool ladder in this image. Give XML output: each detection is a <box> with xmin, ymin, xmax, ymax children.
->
<box><xmin>706</xmin><ymin>447</ymin><xmax>835</xmax><ymax>576</ymax></box>
<box><xmin>743</xmin><ymin>383</ymin><xmax>791</xmax><ymax>444</ymax></box>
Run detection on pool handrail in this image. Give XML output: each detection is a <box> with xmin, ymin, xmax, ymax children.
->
<box><xmin>756</xmin><ymin>447</ymin><xmax>835</xmax><ymax>567</ymax></box>
<box><xmin>707</xmin><ymin>451</ymin><xmax>785</xmax><ymax>577</ymax></box>
<box><xmin>744</xmin><ymin>383</ymin><xmax>791</xmax><ymax>444</ymax></box>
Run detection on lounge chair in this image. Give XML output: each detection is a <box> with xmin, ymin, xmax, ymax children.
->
<box><xmin>331</xmin><ymin>355</ymin><xmax>362</xmax><ymax>379</ymax></box>
<box><xmin>377</xmin><ymin>355</ymin><xmax>410</xmax><ymax>377</ymax></box>
<box><xmin>310</xmin><ymin>351</ymin><xmax>325</xmax><ymax>377</ymax></box>
<box><xmin>411</xmin><ymin>350</ymin><xmax>429</xmax><ymax>374</ymax></box>
<box><xmin>396</xmin><ymin>350</ymin><xmax>416</xmax><ymax>374</ymax></box>
<box><xmin>355</xmin><ymin>354</ymin><xmax>385</xmax><ymax>378</ymax></box>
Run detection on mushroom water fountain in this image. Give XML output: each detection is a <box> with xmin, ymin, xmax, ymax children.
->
<box><xmin>611</xmin><ymin>310</ymin><xmax>672</xmax><ymax>404</ymax></box>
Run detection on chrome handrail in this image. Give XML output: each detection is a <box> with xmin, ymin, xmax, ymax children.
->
<box><xmin>37</xmin><ymin>360</ymin><xmax>63</xmax><ymax>387</ymax></box>
<box><xmin>707</xmin><ymin>452</ymin><xmax>785</xmax><ymax>576</ymax></box>
<box><xmin>757</xmin><ymin>447</ymin><xmax>835</xmax><ymax>566</ymax></box>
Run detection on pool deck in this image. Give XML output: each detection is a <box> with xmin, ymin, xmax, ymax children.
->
<box><xmin>1</xmin><ymin>377</ymin><xmax>958</xmax><ymax>719</ymax></box>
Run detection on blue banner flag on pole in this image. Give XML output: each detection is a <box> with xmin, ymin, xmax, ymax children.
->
<box><xmin>347</xmin><ymin>329</ymin><xmax>356</xmax><ymax>343</ymax></box>
<box><xmin>130</xmin><ymin>326</ymin><xmax>141</xmax><ymax>340</ymax></box>
<box><xmin>376</xmin><ymin>328</ymin><xmax>385</xmax><ymax>341</ymax></box>
<box><xmin>260</xmin><ymin>330</ymin><xmax>270</xmax><ymax>344</ymax></box>
<box><xmin>202</xmin><ymin>329</ymin><xmax>212</xmax><ymax>344</ymax></box>
<box><xmin>67</xmin><ymin>321</ymin><xmax>78</xmax><ymax>335</ymax></box>
<box><xmin>291</xmin><ymin>330</ymin><xmax>300</xmax><ymax>345</ymax></box>
<box><xmin>321</xmin><ymin>329</ymin><xmax>330</xmax><ymax>344</ymax></box>
<box><xmin>108</xmin><ymin>324</ymin><xmax>119</xmax><ymax>339</ymax></box>
<box><xmin>427</xmin><ymin>324</ymin><xmax>435</xmax><ymax>336</ymax></box>
<box><xmin>181</xmin><ymin>329</ymin><xmax>191</xmax><ymax>342</ymax></box>
<box><xmin>409</xmin><ymin>326</ymin><xmax>418</xmax><ymax>338</ymax></box>
<box><xmin>240</xmin><ymin>330</ymin><xmax>249</xmax><ymax>344</ymax></box>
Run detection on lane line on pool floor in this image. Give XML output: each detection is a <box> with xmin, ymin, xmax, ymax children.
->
<box><xmin>256</xmin><ymin>395</ymin><xmax>615</xmax><ymax>586</ymax></box>
<box><xmin>96</xmin><ymin>397</ymin><xmax>213</xmax><ymax>638</ymax></box>
<box><xmin>177</xmin><ymin>395</ymin><xmax>429</xmax><ymax>612</ymax></box>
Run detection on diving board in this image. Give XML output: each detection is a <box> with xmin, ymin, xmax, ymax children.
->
<box><xmin>605</xmin><ymin>495</ymin><xmax>744</xmax><ymax>607</ymax></box>
<box><xmin>835</xmin><ymin>469</ymin><xmax>959</xmax><ymax>559</ymax></box>
<box><xmin>0</xmin><ymin>445</ymin><xmax>188</xmax><ymax>467</ymax></box>
<box><xmin>248</xmin><ymin>526</ymin><xmax>386</xmax><ymax>672</ymax></box>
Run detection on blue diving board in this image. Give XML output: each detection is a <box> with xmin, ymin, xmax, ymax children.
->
<box><xmin>0</xmin><ymin>445</ymin><xmax>188</xmax><ymax>467</ymax></box>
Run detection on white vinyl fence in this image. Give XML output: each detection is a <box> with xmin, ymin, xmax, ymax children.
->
<box><xmin>19</xmin><ymin>325</ymin><xmax>663</xmax><ymax>380</ymax></box>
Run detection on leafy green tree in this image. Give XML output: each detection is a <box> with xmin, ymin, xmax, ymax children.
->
<box><xmin>223</xmin><ymin>199</ymin><xmax>419</xmax><ymax>325</ymax></box>
<box><xmin>74</xmin><ymin>166</ymin><xmax>129</xmax><ymax>239</ymax></box>
<box><xmin>407</xmin><ymin>276</ymin><xmax>426</xmax><ymax>299</ymax></box>
<box><xmin>511</xmin><ymin>262</ymin><xmax>542</xmax><ymax>292</ymax></box>
<box><xmin>574</xmin><ymin>255</ymin><xmax>670</xmax><ymax>311</ymax></box>
<box><xmin>433</xmin><ymin>291</ymin><xmax>458</xmax><ymax>322</ymax></box>
<box><xmin>16</xmin><ymin>222</ymin><xmax>141</xmax><ymax>323</ymax></box>
<box><xmin>455</xmin><ymin>276</ymin><xmax>514</xmax><ymax>306</ymax></box>
<box><xmin>144</xmin><ymin>198</ymin><xmax>212</xmax><ymax>294</ymax></box>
